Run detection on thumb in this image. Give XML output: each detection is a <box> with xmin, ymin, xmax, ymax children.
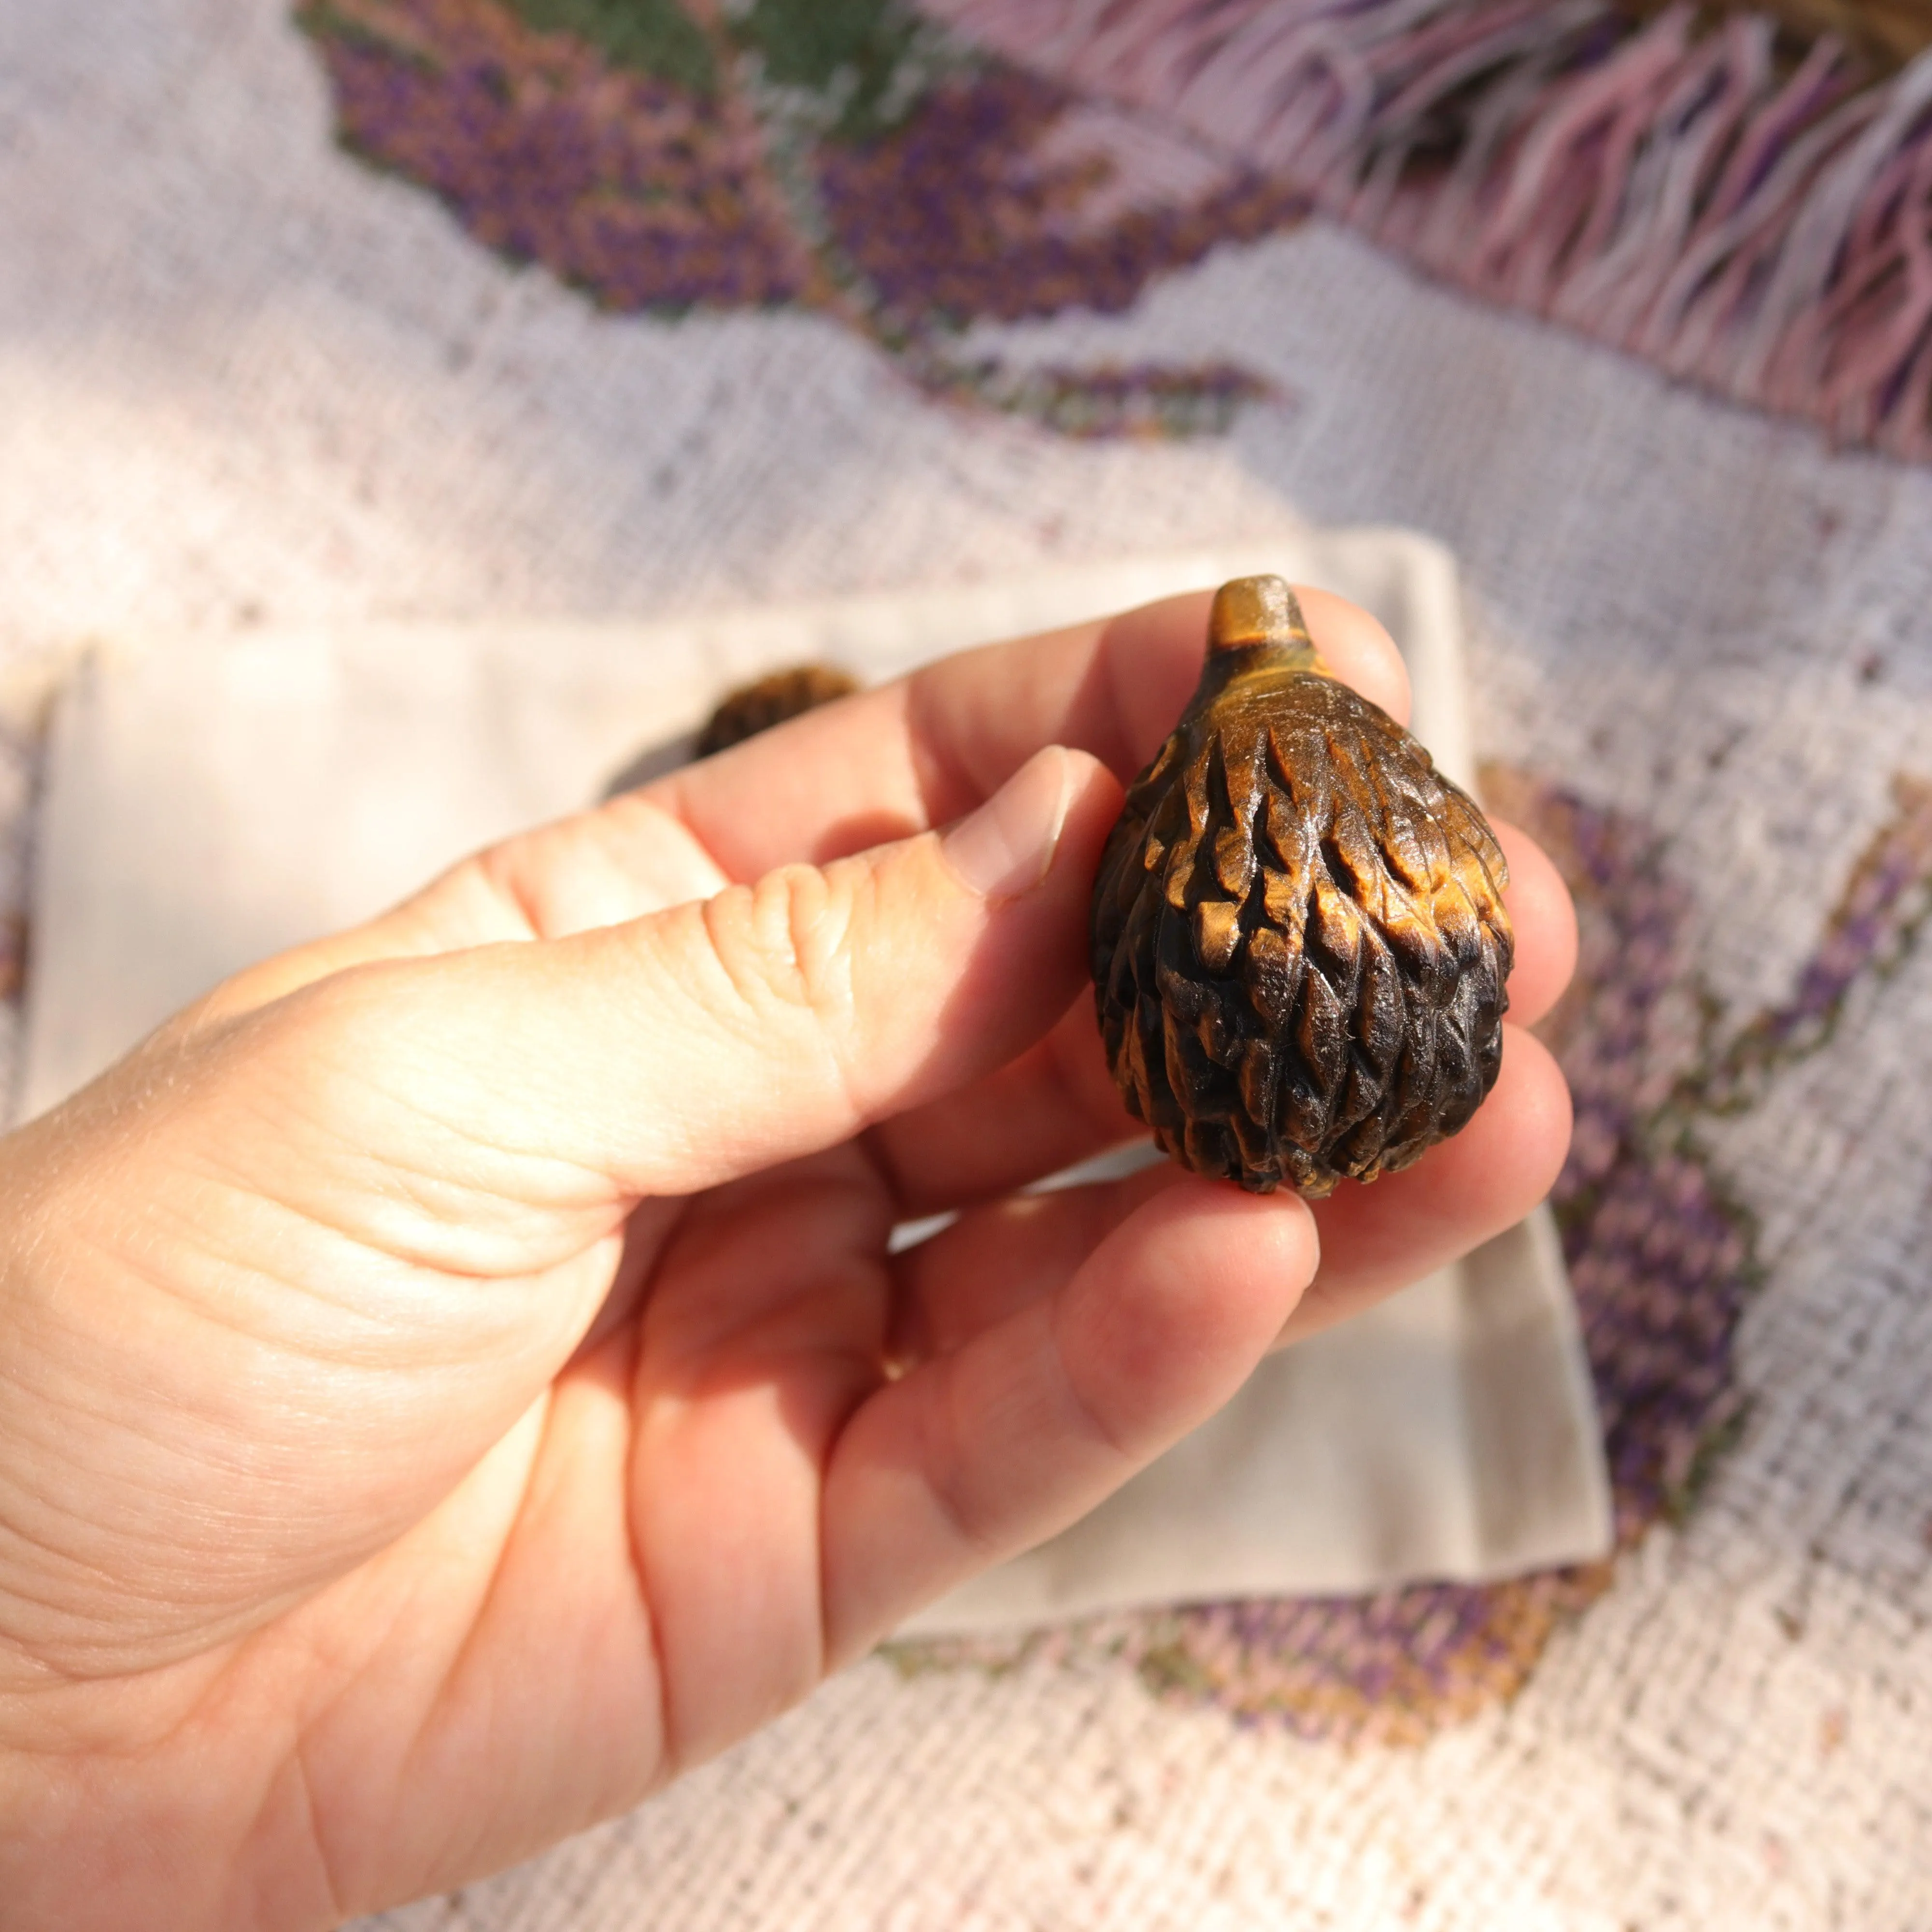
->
<box><xmin>310</xmin><ymin>746</ymin><xmax>1124</xmax><ymax>1198</ymax></box>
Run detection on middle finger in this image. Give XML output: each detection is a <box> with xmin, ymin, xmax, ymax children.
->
<box><xmin>869</xmin><ymin>814</ymin><xmax>1577</xmax><ymax>1219</ymax></box>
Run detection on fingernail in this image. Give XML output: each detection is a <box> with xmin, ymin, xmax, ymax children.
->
<box><xmin>941</xmin><ymin>746</ymin><xmax>1074</xmax><ymax>900</ymax></box>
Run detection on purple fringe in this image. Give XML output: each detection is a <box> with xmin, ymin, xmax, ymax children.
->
<box><xmin>917</xmin><ymin>0</ymin><xmax>1932</xmax><ymax>458</ymax></box>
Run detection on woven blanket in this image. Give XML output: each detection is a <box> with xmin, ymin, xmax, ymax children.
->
<box><xmin>3</xmin><ymin>0</ymin><xmax>1931</xmax><ymax>1924</ymax></box>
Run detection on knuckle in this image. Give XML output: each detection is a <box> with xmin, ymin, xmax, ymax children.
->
<box><xmin>921</xmin><ymin>1369</ymin><xmax>1008</xmax><ymax>1559</ymax></box>
<box><xmin>701</xmin><ymin>862</ymin><xmax>863</xmax><ymax>1037</ymax></box>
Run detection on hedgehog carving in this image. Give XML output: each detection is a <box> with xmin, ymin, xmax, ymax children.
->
<box><xmin>695</xmin><ymin>665</ymin><xmax>860</xmax><ymax>757</ymax></box>
<box><xmin>1090</xmin><ymin>575</ymin><xmax>1513</xmax><ymax>1198</ymax></box>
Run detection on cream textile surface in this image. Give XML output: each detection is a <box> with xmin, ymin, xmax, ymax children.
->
<box><xmin>21</xmin><ymin>535</ymin><xmax>1612</xmax><ymax>1634</ymax></box>
<box><xmin>4</xmin><ymin>0</ymin><xmax>1932</xmax><ymax>1924</ymax></box>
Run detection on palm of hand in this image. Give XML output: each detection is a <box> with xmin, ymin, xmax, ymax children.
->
<box><xmin>6</xmin><ymin>814</ymin><xmax>920</xmax><ymax>1916</ymax></box>
<box><xmin>0</xmin><ymin>592</ymin><xmax>1575</xmax><ymax>1928</ymax></box>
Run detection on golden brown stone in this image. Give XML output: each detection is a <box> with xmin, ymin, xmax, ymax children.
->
<box><xmin>695</xmin><ymin>664</ymin><xmax>860</xmax><ymax>757</ymax></box>
<box><xmin>1090</xmin><ymin>576</ymin><xmax>1513</xmax><ymax>1197</ymax></box>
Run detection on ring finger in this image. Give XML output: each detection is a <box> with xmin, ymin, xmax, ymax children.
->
<box><xmin>888</xmin><ymin>1025</ymin><xmax>1571</xmax><ymax>1364</ymax></box>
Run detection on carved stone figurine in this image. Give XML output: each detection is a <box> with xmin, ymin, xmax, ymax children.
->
<box><xmin>1090</xmin><ymin>575</ymin><xmax>1513</xmax><ymax>1197</ymax></box>
<box><xmin>695</xmin><ymin>664</ymin><xmax>860</xmax><ymax>757</ymax></box>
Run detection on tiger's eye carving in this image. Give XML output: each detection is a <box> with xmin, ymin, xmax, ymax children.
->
<box><xmin>1089</xmin><ymin>576</ymin><xmax>1513</xmax><ymax>1198</ymax></box>
<box><xmin>696</xmin><ymin>664</ymin><xmax>860</xmax><ymax>757</ymax></box>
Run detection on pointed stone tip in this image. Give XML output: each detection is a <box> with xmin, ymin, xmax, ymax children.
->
<box><xmin>1208</xmin><ymin>575</ymin><xmax>1312</xmax><ymax>655</ymax></box>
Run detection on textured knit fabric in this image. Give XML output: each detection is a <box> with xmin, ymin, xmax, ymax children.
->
<box><xmin>2</xmin><ymin>1</ymin><xmax>1932</xmax><ymax>1925</ymax></box>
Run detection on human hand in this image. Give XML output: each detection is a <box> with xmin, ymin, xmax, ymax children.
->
<box><xmin>0</xmin><ymin>589</ymin><xmax>1575</xmax><ymax>1928</ymax></box>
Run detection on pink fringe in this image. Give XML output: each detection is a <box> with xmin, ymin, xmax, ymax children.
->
<box><xmin>916</xmin><ymin>0</ymin><xmax>1932</xmax><ymax>459</ymax></box>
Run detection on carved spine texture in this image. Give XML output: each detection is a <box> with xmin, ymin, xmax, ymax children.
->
<box><xmin>1090</xmin><ymin>577</ymin><xmax>1513</xmax><ymax>1198</ymax></box>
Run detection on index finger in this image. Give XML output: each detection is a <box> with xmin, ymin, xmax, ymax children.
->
<box><xmin>653</xmin><ymin>585</ymin><xmax>1410</xmax><ymax>881</ymax></box>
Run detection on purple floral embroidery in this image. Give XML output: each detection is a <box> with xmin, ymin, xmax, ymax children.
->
<box><xmin>298</xmin><ymin>0</ymin><xmax>1297</xmax><ymax>435</ymax></box>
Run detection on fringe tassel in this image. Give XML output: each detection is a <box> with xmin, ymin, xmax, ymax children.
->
<box><xmin>917</xmin><ymin>0</ymin><xmax>1932</xmax><ymax>459</ymax></box>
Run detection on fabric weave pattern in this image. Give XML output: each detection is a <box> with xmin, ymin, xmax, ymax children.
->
<box><xmin>2</xmin><ymin>0</ymin><xmax>1931</xmax><ymax>1919</ymax></box>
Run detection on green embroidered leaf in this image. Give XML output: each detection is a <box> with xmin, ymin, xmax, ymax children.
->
<box><xmin>294</xmin><ymin>0</ymin><xmax>437</xmax><ymax>70</ymax></box>
<box><xmin>733</xmin><ymin>0</ymin><xmax>946</xmax><ymax>139</ymax></box>
<box><xmin>499</xmin><ymin>0</ymin><xmax>715</xmax><ymax>95</ymax></box>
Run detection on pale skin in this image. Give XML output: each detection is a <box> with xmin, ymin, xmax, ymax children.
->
<box><xmin>0</xmin><ymin>589</ymin><xmax>1577</xmax><ymax>1929</ymax></box>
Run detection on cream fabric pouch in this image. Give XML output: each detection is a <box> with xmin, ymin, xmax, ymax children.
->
<box><xmin>20</xmin><ymin>531</ymin><xmax>1612</xmax><ymax>1634</ymax></box>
